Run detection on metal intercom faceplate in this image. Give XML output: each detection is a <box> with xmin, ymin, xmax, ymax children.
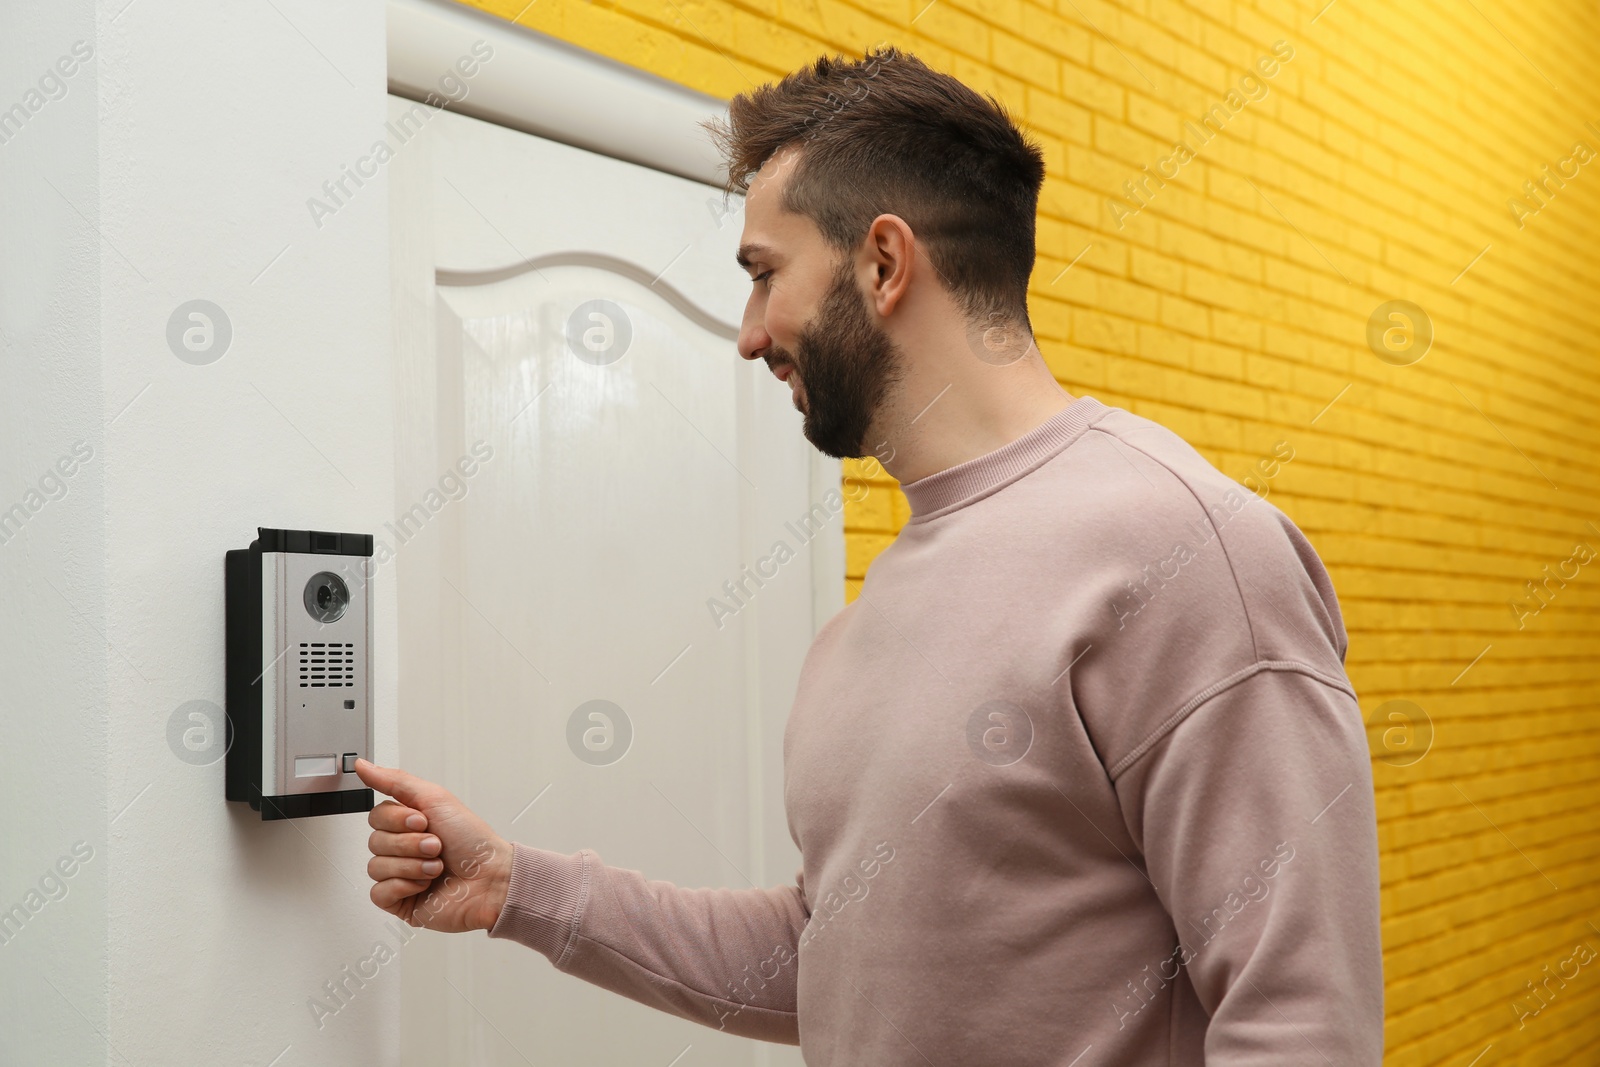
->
<box><xmin>226</xmin><ymin>527</ymin><xmax>375</xmax><ymax>820</ymax></box>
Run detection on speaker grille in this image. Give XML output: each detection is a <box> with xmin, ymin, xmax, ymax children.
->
<box><xmin>299</xmin><ymin>642</ymin><xmax>355</xmax><ymax>687</ymax></box>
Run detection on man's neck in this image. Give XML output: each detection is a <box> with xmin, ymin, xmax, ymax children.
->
<box><xmin>872</xmin><ymin>355</ymin><xmax>1077</xmax><ymax>484</ymax></box>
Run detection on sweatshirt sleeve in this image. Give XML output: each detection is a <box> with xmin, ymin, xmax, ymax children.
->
<box><xmin>486</xmin><ymin>841</ymin><xmax>809</xmax><ymax>1044</ymax></box>
<box><xmin>1111</xmin><ymin>664</ymin><xmax>1385</xmax><ymax>1064</ymax></box>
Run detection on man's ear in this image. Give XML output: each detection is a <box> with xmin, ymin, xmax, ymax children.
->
<box><xmin>864</xmin><ymin>214</ymin><xmax>917</xmax><ymax>317</ymax></box>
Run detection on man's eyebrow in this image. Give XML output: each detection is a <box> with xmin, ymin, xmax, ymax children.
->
<box><xmin>735</xmin><ymin>242</ymin><xmax>774</xmax><ymax>270</ymax></box>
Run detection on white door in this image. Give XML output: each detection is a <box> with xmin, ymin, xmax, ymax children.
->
<box><xmin>388</xmin><ymin>99</ymin><xmax>837</xmax><ymax>1066</ymax></box>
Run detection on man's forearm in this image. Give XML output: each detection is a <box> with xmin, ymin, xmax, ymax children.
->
<box><xmin>487</xmin><ymin>841</ymin><xmax>809</xmax><ymax>1044</ymax></box>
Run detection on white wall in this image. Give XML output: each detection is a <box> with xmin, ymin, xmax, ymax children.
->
<box><xmin>1</xmin><ymin>2</ymin><xmax>399</xmax><ymax>1063</ymax></box>
<box><xmin>0</xmin><ymin>2</ymin><xmax>107</xmax><ymax>1063</ymax></box>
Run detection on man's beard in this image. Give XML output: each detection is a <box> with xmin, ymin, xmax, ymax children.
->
<box><xmin>769</xmin><ymin>255</ymin><xmax>904</xmax><ymax>459</ymax></box>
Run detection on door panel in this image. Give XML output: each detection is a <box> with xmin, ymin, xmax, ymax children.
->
<box><xmin>390</xmin><ymin>100</ymin><xmax>833</xmax><ymax>1066</ymax></box>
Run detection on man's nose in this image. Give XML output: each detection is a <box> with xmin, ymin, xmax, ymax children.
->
<box><xmin>737</xmin><ymin>302</ymin><xmax>768</xmax><ymax>363</ymax></box>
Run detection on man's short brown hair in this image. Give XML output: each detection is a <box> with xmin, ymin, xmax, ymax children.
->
<box><xmin>703</xmin><ymin>46</ymin><xmax>1047</xmax><ymax>330</ymax></box>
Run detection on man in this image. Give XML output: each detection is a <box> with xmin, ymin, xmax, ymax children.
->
<box><xmin>358</xmin><ymin>46</ymin><xmax>1383</xmax><ymax>1064</ymax></box>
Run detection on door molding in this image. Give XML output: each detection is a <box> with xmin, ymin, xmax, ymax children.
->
<box><xmin>387</xmin><ymin>0</ymin><xmax>731</xmax><ymax>188</ymax></box>
<box><xmin>437</xmin><ymin>250</ymin><xmax>740</xmax><ymax>339</ymax></box>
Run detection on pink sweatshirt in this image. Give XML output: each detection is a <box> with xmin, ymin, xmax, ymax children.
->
<box><xmin>489</xmin><ymin>394</ymin><xmax>1385</xmax><ymax>1064</ymax></box>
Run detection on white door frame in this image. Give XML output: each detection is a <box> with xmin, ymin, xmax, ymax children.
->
<box><xmin>387</xmin><ymin>0</ymin><xmax>731</xmax><ymax>187</ymax></box>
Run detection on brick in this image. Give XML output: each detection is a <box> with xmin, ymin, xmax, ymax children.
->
<box><xmin>1026</xmin><ymin>85</ymin><xmax>1093</xmax><ymax>144</ymax></box>
<box><xmin>1020</xmin><ymin>2</ymin><xmax>1091</xmax><ymax>66</ymax></box>
<box><xmin>993</xmin><ymin>29</ymin><xmax>1060</xmax><ymax>91</ymax></box>
<box><xmin>911</xmin><ymin>0</ymin><xmax>991</xmax><ymax>59</ymax></box>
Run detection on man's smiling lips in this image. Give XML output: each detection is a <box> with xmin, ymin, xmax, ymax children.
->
<box><xmin>770</xmin><ymin>360</ymin><xmax>796</xmax><ymax>383</ymax></box>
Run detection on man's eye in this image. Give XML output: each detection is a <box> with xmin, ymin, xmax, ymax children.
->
<box><xmin>753</xmin><ymin>270</ymin><xmax>774</xmax><ymax>285</ymax></box>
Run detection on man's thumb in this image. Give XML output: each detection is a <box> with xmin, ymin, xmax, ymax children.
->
<box><xmin>354</xmin><ymin>758</ymin><xmax>426</xmax><ymax>807</ymax></box>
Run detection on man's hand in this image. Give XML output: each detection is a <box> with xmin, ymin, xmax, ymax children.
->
<box><xmin>354</xmin><ymin>758</ymin><xmax>513</xmax><ymax>933</ymax></box>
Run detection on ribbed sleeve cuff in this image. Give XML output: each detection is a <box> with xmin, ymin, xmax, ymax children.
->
<box><xmin>486</xmin><ymin>840</ymin><xmax>588</xmax><ymax>962</ymax></box>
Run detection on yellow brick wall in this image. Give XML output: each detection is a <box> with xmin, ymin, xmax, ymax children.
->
<box><xmin>459</xmin><ymin>0</ymin><xmax>1600</xmax><ymax>1060</ymax></box>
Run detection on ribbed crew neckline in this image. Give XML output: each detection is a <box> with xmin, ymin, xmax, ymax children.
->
<box><xmin>900</xmin><ymin>394</ymin><xmax>1110</xmax><ymax>523</ymax></box>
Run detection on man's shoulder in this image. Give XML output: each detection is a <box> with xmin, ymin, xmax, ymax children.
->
<box><xmin>1051</xmin><ymin>408</ymin><xmax>1354</xmax><ymax>772</ymax></box>
<box><xmin>1050</xmin><ymin>407</ymin><xmax>1310</xmax><ymax>583</ymax></box>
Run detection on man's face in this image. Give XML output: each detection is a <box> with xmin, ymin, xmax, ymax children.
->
<box><xmin>736</xmin><ymin>150</ymin><xmax>903</xmax><ymax>459</ymax></box>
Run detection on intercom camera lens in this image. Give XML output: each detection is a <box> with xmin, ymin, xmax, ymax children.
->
<box><xmin>304</xmin><ymin>571</ymin><xmax>351</xmax><ymax>623</ymax></box>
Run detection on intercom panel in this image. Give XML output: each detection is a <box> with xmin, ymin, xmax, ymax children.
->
<box><xmin>226</xmin><ymin>527</ymin><xmax>375</xmax><ymax>820</ymax></box>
